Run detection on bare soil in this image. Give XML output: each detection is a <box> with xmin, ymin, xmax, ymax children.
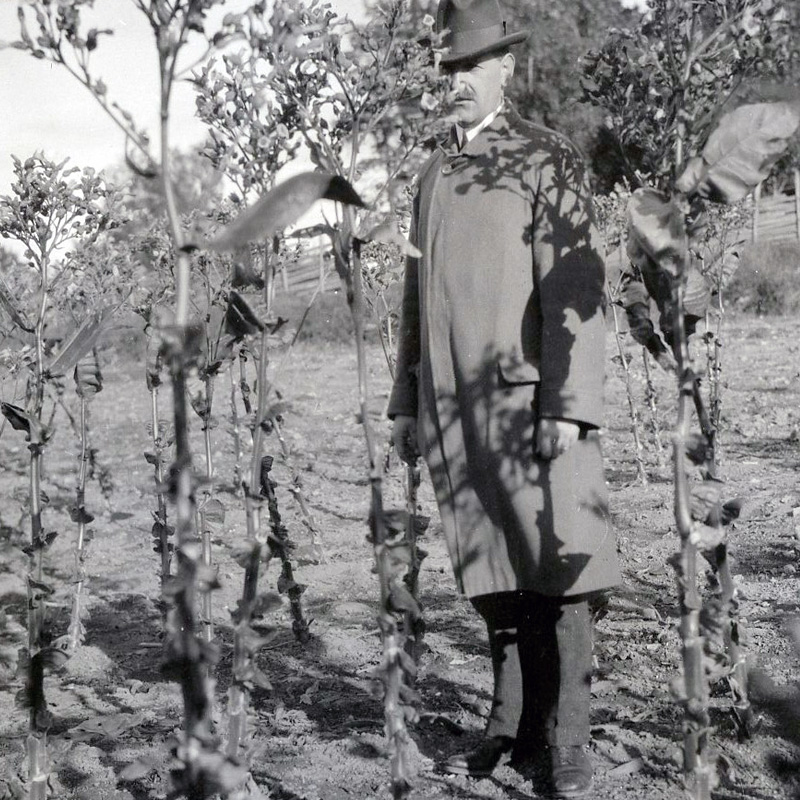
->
<box><xmin>1</xmin><ymin>312</ymin><xmax>800</xmax><ymax>800</ymax></box>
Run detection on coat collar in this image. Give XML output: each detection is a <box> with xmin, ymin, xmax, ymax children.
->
<box><xmin>437</xmin><ymin>105</ymin><xmax>515</xmax><ymax>162</ymax></box>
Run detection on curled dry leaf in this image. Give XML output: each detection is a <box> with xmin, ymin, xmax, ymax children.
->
<box><xmin>225</xmin><ymin>290</ymin><xmax>264</xmax><ymax>338</ymax></box>
<box><xmin>1</xmin><ymin>402</ymin><xmax>37</xmax><ymax>438</ymax></box>
<box><xmin>201</xmin><ymin>498</ymin><xmax>226</xmax><ymax>527</ymax></box>
<box><xmin>74</xmin><ymin>350</ymin><xmax>103</xmax><ymax>397</ymax></box>
<box><xmin>47</xmin><ymin>308</ymin><xmax>115</xmax><ymax>377</ymax></box>
<box><xmin>676</xmin><ymin>102</ymin><xmax>800</xmax><ymax>203</ymax></box>
<box><xmin>207</xmin><ymin>172</ymin><xmax>366</xmax><ymax>251</ymax></box>
<box><xmin>626</xmin><ymin>189</ymin><xmax>687</xmax><ymax>277</ymax></box>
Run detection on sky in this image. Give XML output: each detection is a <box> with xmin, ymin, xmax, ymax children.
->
<box><xmin>0</xmin><ymin>0</ymin><xmax>367</xmax><ymax>197</ymax></box>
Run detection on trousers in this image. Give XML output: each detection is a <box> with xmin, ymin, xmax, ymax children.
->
<box><xmin>470</xmin><ymin>590</ymin><xmax>593</xmax><ymax>749</ymax></box>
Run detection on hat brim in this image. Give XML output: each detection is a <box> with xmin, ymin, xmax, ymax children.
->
<box><xmin>439</xmin><ymin>30</ymin><xmax>529</xmax><ymax>64</ymax></box>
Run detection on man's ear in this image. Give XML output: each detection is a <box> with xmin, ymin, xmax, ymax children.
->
<box><xmin>500</xmin><ymin>52</ymin><xmax>515</xmax><ymax>88</ymax></box>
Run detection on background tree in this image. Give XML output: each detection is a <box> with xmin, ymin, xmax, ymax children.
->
<box><xmin>581</xmin><ymin>0</ymin><xmax>797</xmax><ymax>192</ymax></box>
<box><xmin>504</xmin><ymin>0</ymin><xmax>641</xmax><ymax>191</ymax></box>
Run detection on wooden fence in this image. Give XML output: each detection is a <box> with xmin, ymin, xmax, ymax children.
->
<box><xmin>753</xmin><ymin>168</ymin><xmax>800</xmax><ymax>244</ymax></box>
<box><xmin>276</xmin><ymin>241</ymin><xmax>337</xmax><ymax>296</ymax></box>
<box><xmin>278</xmin><ymin>169</ymin><xmax>800</xmax><ymax>297</ymax></box>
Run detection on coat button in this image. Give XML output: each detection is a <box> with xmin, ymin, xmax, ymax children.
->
<box><xmin>441</xmin><ymin>164</ymin><xmax>454</xmax><ymax>175</ymax></box>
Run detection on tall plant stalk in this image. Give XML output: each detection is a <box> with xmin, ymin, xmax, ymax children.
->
<box><xmin>24</xmin><ymin>245</ymin><xmax>52</xmax><ymax>800</ymax></box>
<box><xmin>146</xmin><ymin>352</ymin><xmax>173</xmax><ymax>603</ymax></box>
<box><xmin>641</xmin><ymin>348</ymin><xmax>666</xmax><ymax>467</ymax></box>
<box><xmin>607</xmin><ymin>281</ymin><xmax>648</xmax><ymax>485</ymax></box>
<box><xmin>349</xmin><ymin>237</ymin><xmax>416</xmax><ymax>799</ymax></box>
<box><xmin>229</xmin><ymin>360</ymin><xmax>244</xmax><ymax>490</ymax></box>
<box><xmin>259</xmin><ymin>455</ymin><xmax>310</xmax><ymax>642</ymax></box>
<box><xmin>669</xmin><ymin>280</ymin><xmax>714</xmax><ymax>800</ymax></box>
<box><xmin>402</xmin><ymin>463</ymin><xmax>426</xmax><ymax>665</ymax></box>
<box><xmin>273</xmin><ymin>417</ymin><xmax>325</xmax><ymax>563</ymax></box>
<box><xmin>226</xmin><ymin>248</ymin><xmax>275</xmax><ymax>761</ymax></box>
<box><xmin>67</xmin><ymin>351</ymin><xmax>102</xmax><ymax>653</ymax></box>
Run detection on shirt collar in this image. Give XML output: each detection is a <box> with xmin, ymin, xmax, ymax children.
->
<box><xmin>455</xmin><ymin>101</ymin><xmax>504</xmax><ymax>149</ymax></box>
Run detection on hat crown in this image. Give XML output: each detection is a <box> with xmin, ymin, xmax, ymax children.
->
<box><xmin>436</xmin><ymin>0</ymin><xmax>506</xmax><ymax>38</ymax></box>
<box><xmin>435</xmin><ymin>0</ymin><xmax>526</xmax><ymax>64</ymax></box>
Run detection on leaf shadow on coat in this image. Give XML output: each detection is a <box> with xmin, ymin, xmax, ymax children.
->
<box><xmin>423</xmin><ymin>349</ymin><xmax>615</xmax><ymax>598</ymax></box>
<box><xmin>436</xmin><ymin>111</ymin><xmax>607</xmax><ymax>420</ymax></box>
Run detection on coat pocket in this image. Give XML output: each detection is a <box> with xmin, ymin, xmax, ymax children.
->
<box><xmin>497</xmin><ymin>356</ymin><xmax>539</xmax><ymax>387</ymax></box>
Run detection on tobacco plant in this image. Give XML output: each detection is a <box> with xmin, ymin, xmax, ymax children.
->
<box><xmin>12</xmin><ymin>2</ymin><xmax>256</xmax><ymax>795</ymax></box>
<box><xmin>65</xmin><ymin>349</ymin><xmax>102</xmax><ymax>654</ymax></box>
<box><xmin>585</xmin><ymin>2</ymin><xmax>800</xmax><ymax>795</ymax></box>
<box><xmin>204</xmin><ymin>7</ymin><xmax>446</xmax><ymax>792</ymax></box>
<box><xmin>0</xmin><ymin>153</ymin><xmax>120</xmax><ymax>799</ymax></box>
<box><xmin>625</xmin><ymin>98</ymin><xmax>798</xmax><ymax>800</ymax></box>
<box><xmin>200</xmin><ymin>174</ymin><xmax>366</xmax><ymax>774</ymax></box>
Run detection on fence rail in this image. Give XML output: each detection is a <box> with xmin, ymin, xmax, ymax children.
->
<box><xmin>277</xmin><ymin>243</ymin><xmax>337</xmax><ymax>296</ymax></box>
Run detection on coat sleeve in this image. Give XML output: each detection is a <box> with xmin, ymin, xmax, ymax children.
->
<box><xmin>387</xmin><ymin>194</ymin><xmax>421</xmax><ymax>420</ymax></box>
<box><xmin>532</xmin><ymin>139</ymin><xmax>606</xmax><ymax>428</ymax></box>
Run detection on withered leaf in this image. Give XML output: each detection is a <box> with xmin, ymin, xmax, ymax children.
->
<box><xmin>207</xmin><ymin>172</ymin><xmax>366</xmax><ymax>251</ymax></box>
<box><xmin>69</xmin><ymin>506</ymin><xmax>95</xmax><ymax>525</ymax></box>
<box><xmin>47</xmin><ymin>308</ymin><xmax>114</xmax><ymax>377</ymax></box>
<box><xmin>224</xmin><ymin>290</ymin><xmax>264</xmax><ymax>338</ymax></box>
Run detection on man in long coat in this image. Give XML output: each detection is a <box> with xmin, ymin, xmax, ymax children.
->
<box><xmin>389</xmin><ymin>1</ymin><xmax>620</xmax><ymax>796</ymax></box>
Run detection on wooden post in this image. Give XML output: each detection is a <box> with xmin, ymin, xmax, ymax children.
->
<box><xmin>527</xmin><ymin>54</ymin><xmax>534</xmax><ymax>95</ymax></box>
<box><xmin>794</xmin><ymin>168</ymin><xmax>800</xmax><ymax>242</ymax></box>
<box><xmin>318</xmin><ymin>241</ymin><xmax>326</xmax><ymax>292</ymax></box>
<box><xmin>753</xmin><ymin>182</ymin><xmax>761</xmax><ymax>243</ymax></box>
<box><xmin>281</xmin><ymin>261</ymin><xmax>290</xmax><ymax>292</ymax></box>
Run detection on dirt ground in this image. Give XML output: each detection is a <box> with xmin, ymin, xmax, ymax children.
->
<box><xmin>1</xmin><ymin>311</ymin><xmax>800</xmax><ymax>800</ymax></box>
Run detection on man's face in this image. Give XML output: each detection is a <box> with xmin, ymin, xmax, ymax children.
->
<box><xmin>442</xmin><ymin>52</ymin><xmax>514</xmax><ymax>128</ymax></box>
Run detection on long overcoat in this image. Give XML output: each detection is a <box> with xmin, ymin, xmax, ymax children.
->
<box><xmin>388</xmin><ymin>106</ymin><xmax>620</xmax><ymax>599</ymax></box>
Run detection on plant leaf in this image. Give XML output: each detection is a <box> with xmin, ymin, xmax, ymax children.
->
<box><xmin>626</xmin><ymin>188</ymin><xmax>687</xmax><ymax>277</ymax></box>
<box><xmin>201</xmin><ymin>498</ymin><xmax>226</xmax><ymax>527</ymax></box>
<box><xmin>208</xmin><ymin>172</ymin><xmax>366</xmax><ymax>251</ymax></box>
<box><xmin>68</xmin><ymin>712</ymin><xmax>145</xmax><ymax>742</ymax></box>
<box><xmin>677</xmin><ymin>102</ymin><xmax>800</xmax><ymax>202</ymax></box>
<box><xmin>0</xmin><ymin>275</ymin><xmax>34</xmax><ymax>332</ymax></box>
<box><xmin>224</xmin><ymin>290</ymin><xmax>264</xmax><ymax>338</ymax></box>
<box><xmin>1</xmin><ymin>403</ymin><xmax>35</xmax><ymax>437</ymax></box>
<box><xmin>73</xmin><ymin>350</ymin><xmax>103</xmax><ymax>397</ymax></box>
<box><xmin>47</xmin><ymin>308</ymin><xmax>115</xmax><ymax>377</ymax></box>
<box><xmin>359</xmin><ymin>222</ymin><xmax>422</xmax><ymax>258</ymax></box>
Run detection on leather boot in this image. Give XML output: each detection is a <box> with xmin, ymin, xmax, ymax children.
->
<box><xmin>440</xmin><ymin>735</ymin><xmax>514</xmax><ymax>777</ymax></box>
<box><xmin>550</xmin><ymin>745</ymin><xmax>593</xmax><ymax>797</ymax></box>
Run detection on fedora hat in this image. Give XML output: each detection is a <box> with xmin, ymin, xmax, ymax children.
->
<box><xmin>436</xmin><ymin>0</ymin><xmax>528</xmax><ymax>64</ymax></box>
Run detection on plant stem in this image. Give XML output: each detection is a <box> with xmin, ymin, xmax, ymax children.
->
<box><xmin>27</xmin><ymin>252</ymin><xmax>50</xmax><ymax>799</ymax></box>
<box><xmin>227</xmin><ymin>247</ymin><xmax>274</xmax><ymax>760</ymax></box>
<box><xmin>150</xmin><ymin>385</ymin><xmax>172</xmax><ymax>597</ymax></box>
<box><xmin>403</xmin><ymin>462</ymin><xmax>425</xmax><ymax>665</ymax></box>
<box><xmin>641</xmin><ymin>348</ymin><xmax>666</xmax><ymax>467</ymax></box>
<box><xmin>350</xmin><ymin>238</ymin><xmax>413</xmax><ymax>799</ymax></box>
<box><xmin>199</xmin><ymin>372</ymin><xmax>215</xmax><ymax>648</ymax></box>
<box><xmin>711</xmin><ymin>543</ymin><xmax>753</xmax><ymax>738</ymax></box>
<box><xmin>671</xmin><ymin>278</ymin><xmax>713</xmax><ymax>800</ymax></box>
<box><xmin>260</xmin><ymin>456</ymin><xmax>310</xmax><ymax>642</ymax></box>
<box><xmin>273</xmin><ymin>417</ymin><xmax>325</xmax><ymax>563</ymax></box>
<box><xmin>607</xmin><ymin>282</ymin><xmax>648</xmax><ymax>484</ymax></box>
<box><xmin>67</xmin><ymin>396</ymin><xmax>89</xmax><ymax>653</ymax></box>
<box><xmin>239</xmin><ymin>348</ymin><xmax>253</xmax><ymax>416</ymax></box>
<box><xmin>229</xmin><ymin>360</ymin><xmax>243</xmax><ymax>490</ymax></box>
<box><xmin>157</xmin><ymin>25</ymin><xmax>216</xmax><ymax>782</ymax></box>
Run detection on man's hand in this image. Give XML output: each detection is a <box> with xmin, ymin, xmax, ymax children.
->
<box><xmin>392</xmin><ymin>414</ymin><xmax>419</xmax><ymax>464</ymax></box>
<box><xmin>536</xmin><ymin>417</ymin><xmax>580</xmax><ymax>460</ymax></box>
